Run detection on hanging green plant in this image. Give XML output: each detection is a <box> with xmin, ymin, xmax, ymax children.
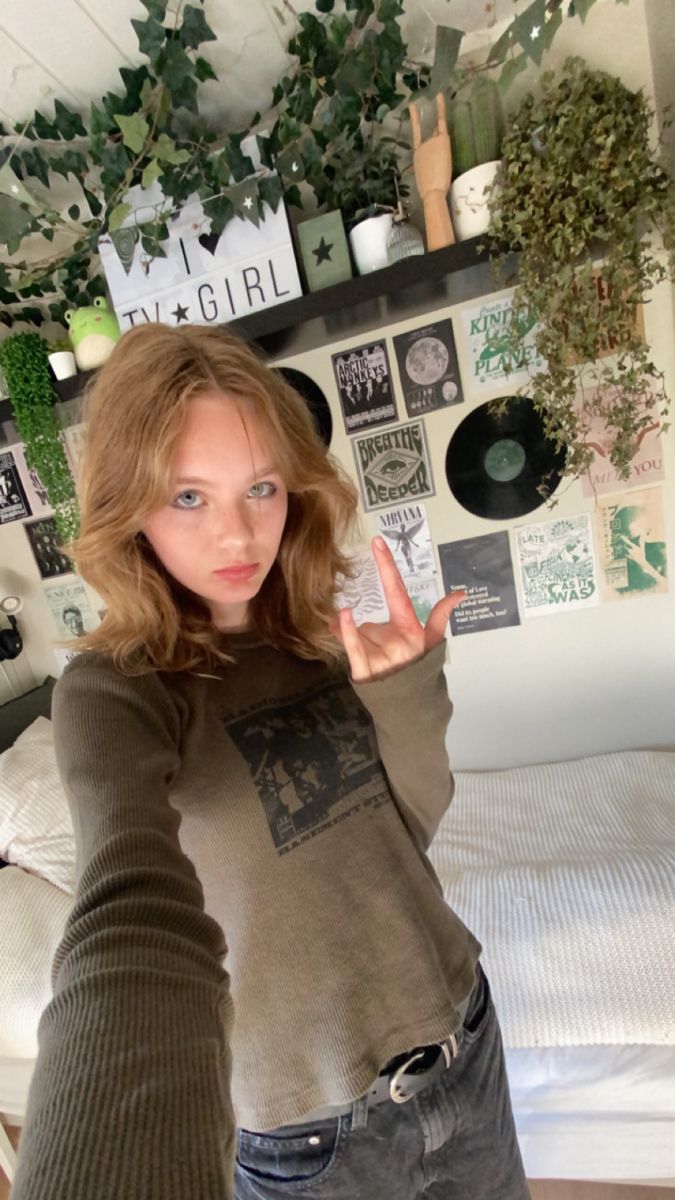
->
<box><xmin>486</xmin><ymin>56</ymin><xmax>675</xmax><ymax>492</ymax></box>
<box><xmin>0</xmin><ymin>333</ymin><xmax>79</xmax><ymax>545</ymax></box>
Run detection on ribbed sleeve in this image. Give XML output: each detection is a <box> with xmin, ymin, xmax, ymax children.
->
<box><xmin>350</xmin><ymin>640</ymin><xmax>454</xmax><ymax>851</ymax></box>
<box><xmin>11</xmin><ymin>653</ymin><xmax>236</xmax><ymax>1200</ymax></box>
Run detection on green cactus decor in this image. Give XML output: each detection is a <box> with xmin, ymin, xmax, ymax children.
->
<box><xmin>448</xmin><ymin>77</ymin><xmax>505</xmax><ymax>181</ymax></box>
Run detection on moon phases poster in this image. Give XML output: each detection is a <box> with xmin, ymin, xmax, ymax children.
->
<box><xmin>393</xmin><ymin>318</ymin><xmax>464</xmax><ymax>417</ymax></box>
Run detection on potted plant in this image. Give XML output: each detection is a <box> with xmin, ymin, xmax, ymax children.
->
<box><xmin>448</xmin><ymin>76</ymin><xmax>505</xmax><ymax>241</ymax></box>
<box><xmin>0</xmin><ymin>332</ymin><xmax>78</xmax><ymax>543</ymax></box>
<box><xmin>486</xmin><ymin>56</ymin><xmax>675</xmax><ymax>489</ymax></box>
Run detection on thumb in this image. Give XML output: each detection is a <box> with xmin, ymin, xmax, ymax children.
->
<box><xmin>424</xmin><ymin>589</ymin><xmax>467</xmax><ymax>649</ymax></box>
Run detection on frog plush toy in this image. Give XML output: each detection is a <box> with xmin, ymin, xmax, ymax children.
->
<box><xmin>65</xmin><ymin>297</ymin><xmax>121</xmax><ymax>371</ymax></box>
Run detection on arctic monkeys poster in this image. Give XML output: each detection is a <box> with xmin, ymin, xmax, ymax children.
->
<box><xmin>331</xmin><ymin>340</ymin><xmax>397</xmax><ymax>435</ymax></box>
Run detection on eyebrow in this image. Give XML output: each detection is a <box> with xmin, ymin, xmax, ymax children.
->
<box><xmin>175</xmin><ymin>464</ymin><xmax>280</xmax><ymax>486</ymax></box>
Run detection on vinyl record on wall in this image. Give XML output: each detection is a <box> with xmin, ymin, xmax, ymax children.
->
<box><xmin>275</xmin><ymin>366</ymin><xmax>333</xmax><ymax>448</ymax></box>
<box><xmin>445</xmin><ymin>395</ymin><xmax>566</xmax><ymax>520</ymax></box>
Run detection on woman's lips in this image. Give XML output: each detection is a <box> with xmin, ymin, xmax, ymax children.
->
<box><xmin>213</xmin><ymin>564</ymin><xmax>259</xmax><ymax>580</ymax></box>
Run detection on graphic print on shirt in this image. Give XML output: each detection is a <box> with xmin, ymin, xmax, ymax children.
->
<box><xmin>224</xmin><ymin>679</ymin><xmax>391</xmax><ymax>854</ymax></box>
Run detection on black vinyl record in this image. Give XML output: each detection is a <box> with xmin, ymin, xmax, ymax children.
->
<box><xmin>445</xmin><ymin>396</ymin><xmax>566</xmax><ymax>520</ymax></box>
<box><xmin>275</xmin><ymin>366</ymin><xmax>333</xmax><ymax>448</ymax></box>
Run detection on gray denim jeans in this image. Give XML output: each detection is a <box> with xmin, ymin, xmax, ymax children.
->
<box><xmin>234</xmin><ymin>964</ymin><xmax>530</xmax><ymax>1199</ymax></box>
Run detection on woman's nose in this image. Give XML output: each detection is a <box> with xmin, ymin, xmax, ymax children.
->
<box><xmin>211</xmin><ymin>502</ymin><xmax>254</xmax><ymax>544</ymax></box>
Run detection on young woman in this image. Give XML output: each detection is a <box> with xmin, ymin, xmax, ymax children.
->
<box><xmin>12</xmin><ymin>323</ymin><xmax>529</xmax><ymax>1200</ymax></box>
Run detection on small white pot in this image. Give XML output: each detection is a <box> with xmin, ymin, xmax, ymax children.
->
<box><xmin>450</xmin><ymin>160</ymin><xmax>501</xmax><ymax>241</ymax></box>
<box><xmin>348</xmin><ymin>212</ymin><xmax>394</xmax><ymax>274</ymax></box>
<box><xmin>48</xmin><ymin>350</ymin><xmax>77</xmax><ymax>380</ymax></box>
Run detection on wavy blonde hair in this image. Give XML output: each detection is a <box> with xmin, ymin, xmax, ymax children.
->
<box><xmin>62</xmin><ymin>323</ymin><xmax>360</xmax><ymax>674</ymax></box>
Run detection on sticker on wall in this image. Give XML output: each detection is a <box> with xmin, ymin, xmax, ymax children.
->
<box><xmin>515</xmin><ymin>513</ymin><xmax>599</xmax><ymax>617</ymax></box>
<box><xmin>0</xmin><ymin>450</ymin><xmax>32</xmax><ymax>523</ymax></box>
<box><xmin>393</xmin><ymin>319</ymin><xmax>463</xmax><ymax>417</ymax></box>
<box><xmin>577</xmin><ymin>388</ymin><xmax>664</xmax><ymax>497</ymax></box>
<box><xmin>336</xmin><ymin>547</ymin><xmax>389</xmax><ymax>626</ymax></box>
<box><xmin>44</xmin><ymin>577</ymin><xmax>97</xmax><ymax>639</ymax></box>
<box><xmin>376</xmin><ymin>502</ymin><xmax>436</xmax><ymax>578</ymax></box>
<box><xmin>331</xmin><ymin>340</ymin><xmax>397</xmax><ymax>435</ymax></box>
<box><xmin>352</xmin><ymin>419</ymin><xmax>435</xmax><ymax>513</ymax></box>
<box><xmin>24</xmin><ymin>517</ymin><xmax>73</xmax><ymax>580</ymax></box>
<box><xmin>460</xmin><ymin>294</ymin><xmax>545</xmax><ymax>392</ymax></box>
<box><xmin>593</xmin><ymin>487</ymin><xmax>668</xmax><ymax>601</ymax></box>
<box><xmin>405</xmin><ymin>575</ymin><xmax>440</xmax><ymax>624</ymax></box>
<box><xmin>438</xmin><ymin>532</ymin><xmax>520</xmax><ymax>636</ymax></box>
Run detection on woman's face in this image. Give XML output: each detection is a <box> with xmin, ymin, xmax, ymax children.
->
<box><xmin>141</xmin><ymin>390</ymin><xmax>288</xmax><ymax>631</ymax></box>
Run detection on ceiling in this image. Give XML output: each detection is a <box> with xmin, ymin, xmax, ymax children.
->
<box><xmin>0</xmin><ymin>0</ymin><xmax>527</xmax><ymax>135</ymax></box>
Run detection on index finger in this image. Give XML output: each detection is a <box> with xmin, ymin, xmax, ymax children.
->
<box><xmin>372</xmin><ymin>536</ymin><xmax>418</xmax><ymax>624</ymax></box>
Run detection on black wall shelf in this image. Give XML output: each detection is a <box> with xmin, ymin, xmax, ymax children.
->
<box><xmin>0</xmin><ymin>236</ymin><xmax>488</xmax><ymax>425</ymax></box>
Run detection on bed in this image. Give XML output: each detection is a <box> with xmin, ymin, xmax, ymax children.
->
<box><xmin>1</xmin><ymin>685</ymin><xmax>674</xmax><ymax>1186</ymax></box>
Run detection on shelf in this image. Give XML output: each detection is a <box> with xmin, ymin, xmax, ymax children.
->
<box><xmin>0</xmin><ymin>236</ymin><xmax>488</xmax><ymax>425</ymax></box>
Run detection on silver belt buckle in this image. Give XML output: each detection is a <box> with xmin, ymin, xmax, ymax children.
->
<box><xmin>389</xmin><ymin>1034</ymin><xmax>459</xmax><ymax>1105</ymax></box>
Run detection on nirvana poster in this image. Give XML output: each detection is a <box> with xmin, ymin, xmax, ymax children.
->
<box><xmin>352</xmin><ymin>420</ymin><xmax>435</xmax><ymax>513</ymax></box>
<box><xmin>331</xmin><ymin>340</ymin><xmax>397</xmax><ymax>435</ymax></box>
<box><xmin>376</xmin><ymin>502</ymin><xmax>435</xmax><ymax>578</ymax></box>
<box><xmin>393</xmin><ymin>319</ymin><xmax>464</xmax><ymax>416</ymax></box>
<box><xmin>438</xmin><ymin>532</ymin><xmax>520</xmax><ymax>635</ymax></box>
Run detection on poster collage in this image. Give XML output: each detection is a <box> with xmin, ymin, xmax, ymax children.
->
<box><xmin>331</xmin><ymin>291</ymin><xmax>669</xmax><ymax>637</ymax></box>
<box><xmin>0</xmin><ymin>428</ymin><xmax>103</xmax><ymax>667</ymax></box>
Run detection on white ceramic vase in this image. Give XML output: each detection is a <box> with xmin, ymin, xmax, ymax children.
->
<box><xmin>47</xmin><ymin>351</ymin><xmax>77</xmax><ymax>380</ymax></box>
<box><xmin>348</xmin><ymin>212</ymin><xmax>394</xmax><ymax>274</ymax></box>
<box><xmin>449</xmin><ymin>160</ymin><xmax>501</xmax><ymax>241</ymax></box>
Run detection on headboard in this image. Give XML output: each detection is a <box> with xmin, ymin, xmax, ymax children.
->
<box><xmin>0</xmin><ymin>677</ymin><xmax>56</xmax><ymax>755</ymax></box>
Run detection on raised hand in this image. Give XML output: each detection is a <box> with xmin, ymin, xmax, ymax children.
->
<box><xmin>331</xmin><ymin>536</ymin><xmax>467</xmax><ymax>682</ymax></box>
<box><xmin>410</xmin><ymin>92</ymin><xmax>455</xmax><ymax>250</ymax></box>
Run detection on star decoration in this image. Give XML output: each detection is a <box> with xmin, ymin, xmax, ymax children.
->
<box><xmin>530</xmin><ymin>23</ymin><xmax>540</xmax><ymax>38</ymax></box>
<box><xmin>243</xmin><ymin>195</ymin><xmax>253</xmax><ymax>209</ymax></box>
<box><xmin>291</xmin><ymin>161</ymin><xmax>299</xmax><ymax>173</ymax></box>
<box><xmin>312</xmin><ymin>236</ymin><xmax>333</xmax><ymax>265</ymax></box>
<box><xmin>172</xmin><ymin>301</ymin><xmax>189</xmax><ymax>323</ymax></box>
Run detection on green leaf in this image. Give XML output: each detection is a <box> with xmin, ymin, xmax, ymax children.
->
<box><xmin>497</xmin><ymin>52</ymin><xmax>528</xmax><ymax>96</ymax></box>
<box><xmin>90</xmin><ymin>102</ymin><xmax>114</xmax><ymax>136</ymax></box>
<box><xmin>0</xmin><ymin>195</ymin><xmax>33</xmax><ymax>246</ymax></box>
<box><xmin>572</xmin><ymin>0</ymin><xmax>599</xmax><ymax>20</ymax></box>
<box><xmin>33</xmin><ymin>110</ymin><xmax>59</xmax><ymax>140</ymax></box>
<box><xmin>108</xmin><ymin>202</ymin><xmax>133</xmax><ymax>232</ymax></box>
<box><xmin>50</xmin><ymin>149</ymin><xmax>88</xmax><ymax>180</ymax></box>
<box><xmin>20</xmin><ymin>148</ymin><xmax>50</xmax><ymax>188</ymax></box>
<box><xmin>180</xmin><ymin>5</ymin><xmax>216</xmax><ymax>50</ymax></box>
<box><xmin>195</xmin><ymin>55</ymin><xmax>218</xmax><ymax>82</ymax></box>
<box><xmin>53</xmin><ymin>99</ymin><xmax>87</xmax><ymax>139</ymax></box>
<box><xmin>142</xmin><ymin>158</ymin><xmax>163</xmax><ymax>188</ymax></box>
<box><xmin>68</xmin><ymin>204</ymin><xmax>80</xmax><ymax>221</ymax></box>
<box><xmin>258</xmin><ymin>173</ymin><xmax>283</xmax><ymax>212</ymax></box>
<box><xmin>316</xmin><ymin>0</ymin><xmax>335</xmax><ymax>10</ymax></box>
<box><xmin>154</xmin><ymin>132</ymin><xmax>190</xmax><ymax>164</ymax></box>
<box><xmin>161</xmin><ymin>40</ymin><xmax>198</xmax><ymax>110</ymax></box>
<box><xmin>114</xmin><ymin>112</ymin><xmax>150</xmax><ymax>154</ymax></box>
<box><xmin>140</xmin><ymin>0</ymin><xmax>167</xmax><ymax>18</ymax></box>
<box><xmin>83</xmin><ymin>187</ymin><xmax>102</xmax><ymax>217</ymax></box>
<box><xmin>131</xmin><ymin>15</ymin><xmax>166</xmax><ymax>62</ymax></box>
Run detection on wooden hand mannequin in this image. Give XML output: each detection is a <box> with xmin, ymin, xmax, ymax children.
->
<box><xmin>410</xmin><ymin>93</ymin><xmax>455</xmax><ymax>250</ymax></box>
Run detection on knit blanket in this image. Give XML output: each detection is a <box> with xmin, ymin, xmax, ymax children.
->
<box><xmin>428</xmin><ymin>750</ymin><xmax>675</xmax><ymax>1047</ymax></box>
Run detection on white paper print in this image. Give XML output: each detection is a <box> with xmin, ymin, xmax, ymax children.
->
<box><xmin>516</xmin><ymin>514</ymin><xmax>599</xmax><ymax>617</ymax></box>
<box><xmin>0</xmin><ymin>450</ymin><xmax>31</xmax><ymax>523</ymax></box>
<box><xmin>335</xmin><ymin>548</ymin><xmax>389</xmax><ymax>626</ymax></box>
<box><xmin>594</xmin><ymin>488</ymin><xmax>668</xmax><ymax>601</ymax></box>
<box><xmin>461</xmin><ymin>294</ymin><xmax>545</xmax><ymax>392</ymax></box>
<box><xmin>376</xmin><ymin>502</ymin><xmax>435</xmax><ymax>579</ymax></box>
<box><xmin>405</xmin><ymin>575</ymin><xmax>439</xmax><ymax>624</ymax></box>
<box><xmin>44</xmin><ymin>578</ymin><xmax>96</xmax><ymax>639</ymax></box>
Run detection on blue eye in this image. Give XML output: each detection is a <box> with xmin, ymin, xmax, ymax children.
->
<box><xmin>172</xmin><ymin>490</ymin><xmax>203</xmax><ymax>509</ymax></box>
<box><xmin>248</xmin><ymin>481</ymin><xmax>277</xmax><ymax>499</ymax></box>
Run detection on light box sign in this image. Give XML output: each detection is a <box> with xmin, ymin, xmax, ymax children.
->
<box><xmin>98</xmin><ymin>179</ymin><xmax>303</xmax><ymax>330</ymax></box>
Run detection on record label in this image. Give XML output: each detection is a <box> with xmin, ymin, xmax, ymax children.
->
<box><xmin>445</xmin><ymin>396</ymin><xmax>565</xmax><ymax>520</ymax></box>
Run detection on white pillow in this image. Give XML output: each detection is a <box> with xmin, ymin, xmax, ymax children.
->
<box><xmin>0</xmin><ymin>716</ymin><xmax>76</xmax><ymax>894</ymax></box>
<box><xmin>0</xmin><ymin>865</ymin><xmax>74</xmax><ymax>1057</ymax></box>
